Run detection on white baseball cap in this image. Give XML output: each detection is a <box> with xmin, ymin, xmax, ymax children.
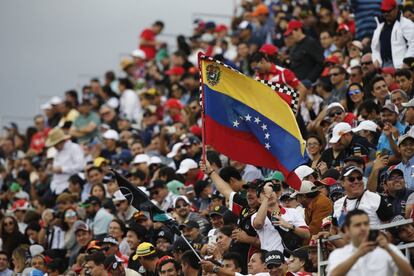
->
<box><xmin>102</xmin><ymin>129</ymin><xmax>119</xmax><ymax>141</ymax></box>
<box><xmin>397</xmin><ymin>133</ymin><xmax>414</xmax><ymax>147</ymax></box>
<box><xmin>326</xmin><ymin>102</ymin><xmax>345</xmax><ymax>112</ymax></box>
<box><xmin>167</xmin><ymin>142</ymin><xmax>184</xmax><ymax>158</ymax></box>
<box><xmin>112</xmin><ymin>190</ymin><xmax>127</xmax><ymax>202</ymax></box>
<box><xmin>294</xmin><ymin>165</ymin><xmax>314</xmax><ymax>181</ymax></box>
<box><xmin>352</xmin><ymin>120</ymin><xmax>378</xmax><ymax>133</ymax></box>
<box><xmin>329</xmin><ymin>122</ymin><xmax>352</xmax><ymax>143</ymax></box>
<box><xmin>50</xmin><ymin>96</ymin><xmax>63</xmax><ymax>105</ymax></box>
<box><xmin>131</xmin><ymin>49</ymin><xmax>146</xmax><ymax>59</ymax></box>
<box><xmin>149</xmin><ymin>156</ymin><xmax>162</xmax><ymax>165</ymax></box>
<box><xmin>40</xmin><ymin>102</ymin><xmax>52</xmax><ymax>110</ymax></box>
<box><xmin>132</xmin><ymin>154</ymin><xmax>150</xmax><ymax>165</ymax></box>
<box><xmin>176</xmin><ymin>158</ymin><xmax>198</xmax><ymax>174</ymax></box>
<box><xmin>290</xmin><ymin>180</ymin><xmax>320</xmax><ymax>197</ymax></box>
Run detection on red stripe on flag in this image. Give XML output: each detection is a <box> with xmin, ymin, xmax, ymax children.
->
<box><xmin>204</xmin><ymin>115</ymin><xmax>301</xmax><ymax>190</ymax></box>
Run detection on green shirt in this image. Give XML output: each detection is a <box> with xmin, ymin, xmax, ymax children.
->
<box><xmin>73</xmin><ymin>112</ymin><xmax>100</xmax><ymax>144</ymax></box>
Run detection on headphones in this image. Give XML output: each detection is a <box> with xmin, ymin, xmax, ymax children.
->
<box><xmin>256</xmin><ymin>180</ymin><xmax>281</xmax><ymax>197</ymax></box>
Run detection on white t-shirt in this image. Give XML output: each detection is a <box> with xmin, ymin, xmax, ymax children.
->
<box><xmin>333</xmin><ymin>191</ymin><xmax>383</xmax><ymax>226</ymax></box>
<box><xmin>327</xmin><ymin>243</ymin><xmax>406</xmax><ymax>276</ymax></box>
<box><xmin>251</xmin><ymin>207</ymin><xmax>308</xmax><ymax>252</ymax></box>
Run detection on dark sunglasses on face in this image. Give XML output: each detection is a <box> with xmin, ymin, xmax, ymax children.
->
<box><xmin>347</xmin><ymin>175</ymin><xmax>363</xmax><ymax>182</ymax></box>
<box><xmin>348</xmin><ymin>89</ymin><xmax>362</xmax><ymax>96</ymax></box>
<box><xmin>329</xmin><ymin>72</ymin><xmax>341</xmax><ymax>77</ymax></box>
<box><xmin>328</xmin><ymin>111</ymin><xmax>343</xmax><ymax>117</ymax></box>
<box><xmin>361</xmin><ymin>61</ymin><xmax>373</xmax><ymax>66</ymax></box>
<box><xmin>176</xmin><ymin>203</ymin><xmax>189</xmax><ymax>209</ymax></box>
<box><xmin>151</xmin><ymin>190</ymin><xmax>160</xmax><ymax>196</ymax></box>
<box><xmin>267</xmin><ymin>264</ymin><xmax>281</xmax><ymax>269</ymax></box>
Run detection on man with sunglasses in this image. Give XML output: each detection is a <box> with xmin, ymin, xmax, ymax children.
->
<box><xmin>328</xmin><ymin>65</ymin><xmax>348</xmax><ymax>104</ymax></box>
<box><xmin>99</xmin><ymin>235</ymin><xmax>128</xmax><ymax>267</ymax></box>
<box><xmin>333</xmin><ymin>166</ymin><xmax>393</xmax><ymax>228</ymax></box>
<box><xmin>173</xmin><ymin>196</ymin><xmax>210</xmax><ymax>236</ymax></box>
<box><xmin>325</xmin><ymin>102</ymin><xmax>356</xmax><ymax>126</ymax></box>
<box><xmin>371</xmin><ymin>0</ymin><xmax>414</xmax><ymax>69</ymax></box>
<box><xmin>320</xmin><ymin>122</ymin><xmax>373</xmax><ymax>168</ymax></box>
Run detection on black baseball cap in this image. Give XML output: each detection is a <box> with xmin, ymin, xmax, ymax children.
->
<box><xmin>80</xmin><ymin>196</ymin><xmax>101</xmax><ymax>208</ymax></box>
<box><xmin>179</xmin><ymin>220</ymin><xmax>200</xmax><ymax>230</ymax></box>
<box><xmin>286</xmin><ymin>247</ymin><xmax>309</xmax><ymax>260</ymax></box>
<box><xmin>209</xmin><ymin>205</ymin><xmax>228</xmax><ymax>217</ymax></box>
<box><xmin>264</xmin><ymin>250</ymin><xmax>284</xmax><ymax>266</ymax></box>
<box><xmin>169</xmin><ymin>237</ymin><xmax>191</xmax><ymax>252</ymax></box>
<box><xmin>242</xmin><ymin>179</ymin><xmax>263</xmax><ymax>189</ymax></box>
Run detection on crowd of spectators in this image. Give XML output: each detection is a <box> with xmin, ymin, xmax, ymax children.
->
<box><xmin>1</xmin><ymin>0</ymin><xmax>414</xmax><ymax>275</ymax></box>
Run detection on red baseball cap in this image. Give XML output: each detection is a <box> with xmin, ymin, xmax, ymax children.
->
<box><xmin>336</xmin><ymin>23</ymin><xmax>350</xmax><ymax>33</ymax></box>
<box><xmin>284</xmin><ymin>20</ymin><xmax>303</xmax><ymax>36</ymax></box>
<box><xmin>389</xmin><ymin>82</ymin><xmax>400</xmax><ymax>91</ymax></box>
<box><xmin>215</xmin><ymin>24</ymin><xmax>228</xmax><ymax>33</ymax></box>
<box><xmin>165</xmin><ymin>66</ymin><xmax>185</xmax><ymax>76</ymax></box>
<box><xmin>324</xmin><ymin>55</ymin><xmax>340</xmax><ymax>65</ymax></box>
<box><xmin>315</xmin><ymin>177</ymin><xmax>337</xmax><ymax>187</ymax></box>
<box><xmin>381</xmin><ymin>0</ymin><xmax>397</xmax><ymax>12</ymax></box>
<box><xmin>190</xmin><ymin>125</ymin><xmax>202</xmax><ymax>137</ymax></box>
<box><xmin>259</xmin><ymin>44</ymin><xmax>278</xmax><ymax>56</ymax></box>
<box><xmin>165</xmin><ymin>99</ymin><xmax>183</xmax><ymax>110</ymax></box>
<box><xmin>381</xmin><ymin>67</ymin><xmax>396</xmax><ymax>75</ymax></box>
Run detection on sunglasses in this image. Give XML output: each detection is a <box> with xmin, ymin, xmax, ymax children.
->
<box><xmin>346</xmin><ymin>175</ymin><xmax>363</xmax><ymax>182</ymax></box>
<box><xmin>348</xmin><ymin>89</ymin><xmax>362</xmax><ymax>96</ymax></box>
<box><xmin>151</xmin><ymin>190</ymin><xmax>160</xmax><ymax>196</ymax></box>
<box><xmin>329</xmin><ymin>72</ymin><xmax>341</xmax><ymax>77</ymax></box>
<box><xmin>361</xmin><ymin>61</ymin><xmax>373</xmax><ymax>66</ymax></box>
<box><xmin>176</xmin><ymin>204</ymin><xmax>189</xmax><ymax>209</ymax></box>
<box><xmin>388</xmin><ymin>175</ymin><xmax>403</xmax><ymax>181</ymax></box>
<box><xmin>328</xmin><ymin>111</ymin><xmax>343</xmax><ymax>117</ymax></box>
<box><xmin>267</xmin><ymin>264</ymin><xmax>281</xmax><ymax>269</ymax></box>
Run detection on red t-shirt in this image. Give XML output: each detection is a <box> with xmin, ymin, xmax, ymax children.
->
<box><xmin>139</xmin><ymin>28</ymin><xmax>156</xmax><ymax>59</ymax></box>
<box><xmin>30</xmin><ymin>128</ymin><xmax>50</xmax><ymax>153</ymax></box>
<box><xmin>256</xmin><ymin>64</ymin><xmax>300</xmax><ymax>89</ymax></box>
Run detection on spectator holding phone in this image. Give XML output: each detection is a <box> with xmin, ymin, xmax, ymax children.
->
<box><xmin>252</xmin><ymin>181</ymin><xmax>310</xmax><ymax>252</ymax></box>
<box><xmin>327</xmin><ymin>209</ymin><xmax>413</xmax><ymax>276</ymax></box>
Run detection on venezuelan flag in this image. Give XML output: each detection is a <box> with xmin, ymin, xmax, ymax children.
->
<box><xmin>199</xmin><ymin>55</ymin><xmax>306</xmax><ymax>190</ymax></box>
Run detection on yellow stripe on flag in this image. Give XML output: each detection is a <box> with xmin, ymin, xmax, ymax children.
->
<box><xmin>201</xmin><ymin>59</ymin><xmax>305</xmax><ymax>154</ymax></box>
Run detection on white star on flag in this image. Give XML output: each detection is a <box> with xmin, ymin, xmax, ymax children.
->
<box><xmin>265</xmin><ymin>143</ymin><xmax>270</xmax><ymax>149</ymax></box>
<box><xmin>233</xmin><ymin>120</ymin><xmax>240</xmax><ymax>127</ymax></box>
<box><xmin>261</xmin><ymin>124</ymin><xmax>267</xmax><ymax>131</ymax></box>
<box><xmin>254</xmin><ymin>117</ymin><xmax>261</xmax><ymax>124</ymax></box>
<box><xmin>245</xmin><ymin>114</ymin><xmax>252</xmax><ymax>121</ymax></box>
<box><xmin>265</xmin><ymin>133</ymin><xmax>270</xmax><ymax>139</ymax></box>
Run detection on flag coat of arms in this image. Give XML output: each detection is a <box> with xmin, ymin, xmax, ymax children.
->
<box><xmin>199</xmin><ymin>54</ymin><xmax>306</xmax><ymax>190</ymax></box>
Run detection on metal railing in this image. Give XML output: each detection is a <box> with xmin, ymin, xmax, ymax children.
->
<box><xmin>317</xmin><ymin>219</ymin><xmax>414</xmax><ymax>276</ymax></box>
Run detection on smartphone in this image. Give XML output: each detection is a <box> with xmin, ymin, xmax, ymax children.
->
<box><xmin>368</xmin><ymin>229</ymin><xmax>379</xmax><ymax>242</ymax></box>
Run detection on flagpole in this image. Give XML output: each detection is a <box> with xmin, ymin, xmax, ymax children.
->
<box><xmin>198</xmin><ymin>52</ymin><xmax>207</xmax><ymax>164</ymax></box>
<box><xmin>113</xmin><ymin>170</ymin><xmax>204</xmax><ymax>261</ymax></box>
